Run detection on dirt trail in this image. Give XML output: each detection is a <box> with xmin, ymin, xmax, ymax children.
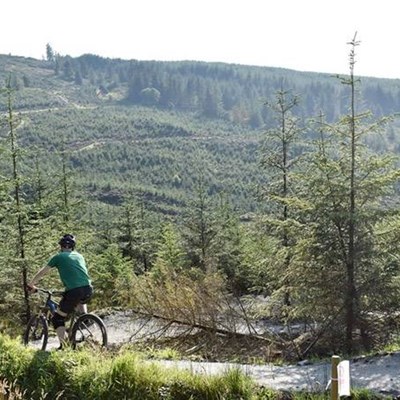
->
<box><xmin>102</xmin><ymin>312</ymin><xmax>400</xmax><ymax>395</ymax></box>
<box><xmin>154</xmin><ymin>353</ymin><xmax>400</xmax><ymax>394</ymax></box>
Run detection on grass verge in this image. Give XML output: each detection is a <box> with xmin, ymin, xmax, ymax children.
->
<box><xmin>0</xmin><ymin>334</ymin><xmax>391</xmax><ymax>400</ymax></box>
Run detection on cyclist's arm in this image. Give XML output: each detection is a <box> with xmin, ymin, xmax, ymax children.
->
<box><xmin>28</xmin><ymin>265</ymin><xmax>52</xmax><ymax>288</ymax></box>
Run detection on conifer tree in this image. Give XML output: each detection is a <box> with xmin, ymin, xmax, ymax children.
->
<box><xmin>182</xmin><ymin>172</ymin><xmax>219</xmax><ymax>272</ymax></box>
<box><xmin>1</xmin><ymin>77</ymin><xmax>32</xmax><ymax>321</ymax></box>
<box><xmin>212</xmin><ymin>193</ymin><xmax>243</xmax><ymax>292</ymax></box>
<box><xmin>119</xmin><ymin>194</ymin><xmax>157</xmax><ymax>274</ymax></box>
<box><xmin>294</xmin><ymin>34</ymin><xmax>400</xmax><ymax>353</ymax></box>
<box><xmin>259</xmin><ymin>89</ymin><xmax>306</xmax><ymax>310</ymax></box>
<box><xmin>53</xmin><ymin>141</ymin><xmax>84</xmax><ymax>233</ymax></box>
<box><xmin>0</xmin><ymin>112</ymin><xmax>14</xmax><ymax>322</ymax></box>
<box><xmin>152</xmin><ymin>222</ymin><xmax>186</xmax><ymax>277</ymax></box>
<box><xmin>46</xmin><ymin>43</ymin><xmax>55</xmax><ymax>63</ymax></box>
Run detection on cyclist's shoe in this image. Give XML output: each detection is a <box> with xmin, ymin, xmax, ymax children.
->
<box><xmin>51</xmin><ymin>343</ymin><xmax>64</xmax><ymax>351</ymax></box>
<box><xmin>55</xmin><ymin>339</ymin><xmax>71</xmax><ymax>351</ymax></box>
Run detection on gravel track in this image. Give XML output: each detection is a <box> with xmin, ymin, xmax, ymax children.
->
<box><xmin>102</xmin><ymin>312</ymin><xmax>400</xmax><ymax>395</ymax></box>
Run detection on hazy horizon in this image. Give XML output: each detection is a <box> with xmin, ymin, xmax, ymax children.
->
<box><xmin>2</xmin><ymin>0</ymin><xmax>400</xmax><ymax>80</ymax></box>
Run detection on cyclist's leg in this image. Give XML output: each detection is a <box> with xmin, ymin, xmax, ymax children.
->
<box><xmin>52</xmin><ymin>310</ymin><xmax>68</xmax><ymax>346</ymax></box>
<box><xmin>57</xmin><ymin>288</ymin><xmax>86</xmax><ymax>347</ymax></box>
<box><xmin>74</xmin><ymin>286</ymin><xmax>93</xmax><ymax>314</ymax></box>
<box><xmin>76</xmin><ymin>303</ymin><xmax>87</xmax><ymax>314</ymax></box>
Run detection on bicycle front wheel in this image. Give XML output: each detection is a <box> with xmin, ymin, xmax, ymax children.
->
<box><xmin>23</xmin><ymin>314</ymin><xmax>48</xmax><ymax>351</ymax></box>
<box><xmin>70</xmin><ymin>313</ymin><xmax>107</xmax><ymax>350</ymax></box>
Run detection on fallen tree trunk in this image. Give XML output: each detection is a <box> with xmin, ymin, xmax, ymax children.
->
<box><xmin>131</xmin><ymin>308</ymin><xmax>278</xmax><ymax>343</ymax></box>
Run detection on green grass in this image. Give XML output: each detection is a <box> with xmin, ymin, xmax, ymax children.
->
<box><xmin>0</xmin><ymin>334</ymin><xmax>257</xmax><ymax>399</ymax></box>
<box><xmin>141</xmin><ymin>345</ymin><xmax>181</xmax><ymax>360</ymax></box>
<box><xmin>378</xmin><ymin>335</ymin><xmax>400</xmax><ymax>354</ymax></box>
<box><xmin>0</xmin><ymin>334</ymin><xmax>392</xmax><ymax>400</ymax></box>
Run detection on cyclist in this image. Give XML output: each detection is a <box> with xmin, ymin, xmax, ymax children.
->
<box><xmin>27</xmin><ymin>234</ymin><xmax>93</xmax><ymax>349</ymax></box>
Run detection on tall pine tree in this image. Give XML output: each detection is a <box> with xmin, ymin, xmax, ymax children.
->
<box><xmin>293</xmin><ymin>34</ymin><xmax>400</xmax><ymax>353</ymax></box>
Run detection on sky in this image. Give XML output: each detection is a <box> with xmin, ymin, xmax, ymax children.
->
<box><xmin>2</xmin><ymin>0</ymin><xmax>400</xmax><ymax>79</ymax></box>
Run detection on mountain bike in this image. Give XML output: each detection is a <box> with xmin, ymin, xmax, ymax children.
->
<box><xmin>23</xmin><ymin>287</ymin><xmax>107</xmax><ymax>351</ymax></box>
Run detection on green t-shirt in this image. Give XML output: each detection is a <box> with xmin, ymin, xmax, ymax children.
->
<box><xmin>47</xmin><ymin>250</ymin><xmax>91</xmax><ymax>291</ymax></box>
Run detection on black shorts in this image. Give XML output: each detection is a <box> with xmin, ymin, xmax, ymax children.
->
<box><xmin>59</xmin><ymin>285</ymin><xmax>93</xmax><ymax>314</ymax></box>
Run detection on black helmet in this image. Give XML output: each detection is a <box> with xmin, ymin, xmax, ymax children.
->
<box><xmin>59</xmin><ymin>234</ymin><xmax>76</xmax><ymax>248</ymax></box>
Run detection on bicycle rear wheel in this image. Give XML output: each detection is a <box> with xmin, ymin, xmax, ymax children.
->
<box><xmin>70</xmin><ymin>313</ymin><xmax>107</xmax><ymax>350</ymax></box>
<box><xmin>24</xmin><ymin>314</ymin><xmax>48</xmax><ymax>351</ymax></box>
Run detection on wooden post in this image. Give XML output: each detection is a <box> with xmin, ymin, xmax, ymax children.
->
<box><xmin>331</xmin><ymin>355</ymin><xmax>340</xmax><ymax>400</ymax></box>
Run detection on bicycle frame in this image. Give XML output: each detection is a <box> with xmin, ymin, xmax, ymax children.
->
<box><xmin>25</xmin><ymin>287</ymin><xmax>108</xmax><ymax>350</ymax></box>
<box><xmin>35</xmin><ymin>288</ymin><xmax>79</xmax><ymax>329</ymax></box>
<box><xmin>25</xmin><ymin>289</ymin><xmax>79</xmax><ymax>350</ymax></box>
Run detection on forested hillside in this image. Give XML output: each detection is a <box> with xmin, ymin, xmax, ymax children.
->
<box><xmin>2</xmin><ymin>44</ymin><xmax>400</xmax><ymax>357</ymax></box>
<box><xmin>2</xmin><ymin>51</ymin><xmax>400</xmax><ymax>215</ymax></box>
